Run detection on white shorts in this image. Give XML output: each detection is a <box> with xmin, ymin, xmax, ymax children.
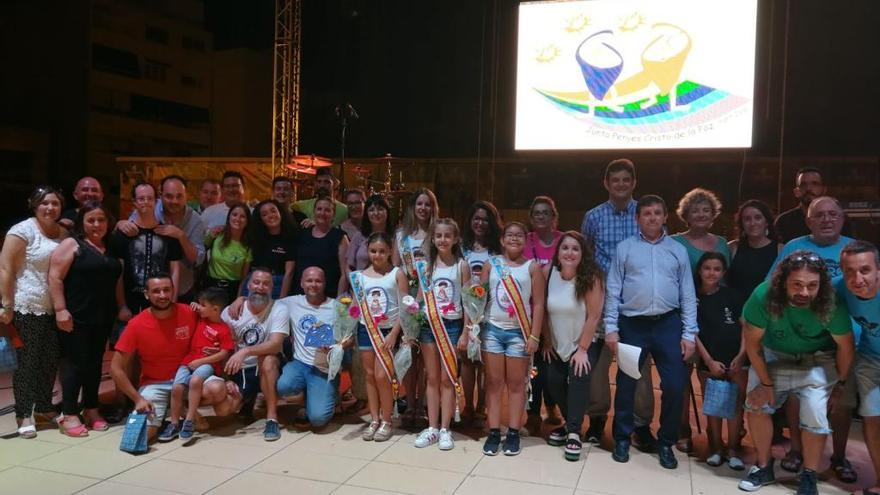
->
<box><xmin>139</xmin><ymin>381</ymin><xmax>173</xmax><ymax>428</ymax></box>
<box><xmin>856</xmin><ymin>353</ymin><xmax>880</xmax><ymax>417</ymax></box>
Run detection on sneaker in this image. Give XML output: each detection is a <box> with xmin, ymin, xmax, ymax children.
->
<box><xmin>706</xmin><ymin>452</ymin><xmax>724</xmax><ymax>467</ymax></box>
<box><xmin>157</xmin><ymin>422</ymin><xmax>181</xmax><ymax>442</ymax></box>
<box><xmin>373</xmin><ymin>421</ymin><xmax>393</xmax><ymax>442</ymax></box>
<box><xmin>728</xmin><ymin>455</ymin><xmax>745</xmax><ymax>471</ymax></box>
<box><xmin>564</xmin><ymin>433</ymin><xmax>582</xmax><ymax>462</ymax></box>
<box><xmin>612</xmin><ymin>440</ymin><xmax>630</xmax><ymax>463</ymax></box>
<box><xmin>263</xmin><ymin>419</ymin><xmax>281</xmax><ymax>442</ymax></box>
<box><xmin>503</xmin><ymin>429</ymin><xmax>521</xmax><ymax>456</ymax></box>
<box><xmin>414</xmin><ymin>427</ymin><xmax>439</xmax><ymax>448</ymax></box>
<box><xmin>585</xmin><ymin>415</ymin><xmax>606</xmax><ymax>444</ymax></box>
<box><xmin>362</xmin><ymin>421</ymin><xmax>379</xmax><ymax>441</ymax></box>
<box><xmin>179</xmin><ymin>419</ymin><xmax>195</xmax><ymax>440</ymax></box>
<box><xmin>438</xmin><ymin>428</ymin><xmax>454</xmax><ymax>451</ymax></box>
<box><xmin>483</xmin><ymin>429</ymin><xmax>502</xmax><ymax>456</ymax></box>
<box><xmin>547</xmin><ymin>427</ymin><xmax>567</xmax><ymax>446</ymax></box>
<box><xmin>738</xmin><ymin>461</ymin><xmax>775</xmax><ymax>492</ymax></box>
<box><xmin>796</xmin><ymin>469</ymin><xmax>818</xmax><ymax>495</ymax></box>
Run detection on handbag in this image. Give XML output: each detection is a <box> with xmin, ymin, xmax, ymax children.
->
<box><xmin>0</xmin><ymin>336</ymin><xmax>17</xmax><ymax>373</ymax></box>
<box><xmin>702</xmin><ymin>377</ymin><xmax>738</xmax><ymax>419</ymax></box>
<box><xmin>119</xmin><ymin>412</ymin><xmax>150</xmax><ymax>454</ymax></box>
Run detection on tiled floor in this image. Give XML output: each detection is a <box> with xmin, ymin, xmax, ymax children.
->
<box><xmin>0</xmin><ymin>367</ymin><xmax>873</xmax><ymax>494</ymax></box>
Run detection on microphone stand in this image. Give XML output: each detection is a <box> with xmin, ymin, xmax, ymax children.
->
<box><xmin>335</xmin><ymin>103</ymin><xmax>359</xmax><ymax>191</ymax></box>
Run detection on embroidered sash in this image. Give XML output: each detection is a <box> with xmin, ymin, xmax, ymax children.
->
<box><xmin>489</xmin><ymin>256</ymin><xmax>532</xmax><ymax>340</ymax></box>
<box><xmin>350</xmin><ymin>272</ymin><xmax>398</xmax><ymax>394</ymax></box>
<box><xmin>415</xmin><ymin>260</ymin><xmax>463</xmax><ymax>400</ymax></box>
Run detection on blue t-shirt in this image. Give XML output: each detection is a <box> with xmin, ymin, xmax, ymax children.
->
<box><xmin>767</xmin><ymin>235</ymin><xmax>854</xmax><ymax>280</ymax></box>
<box><xmin>835</xmin><ymin>277</ymin><xmax>880</xmax><ymax>357</ymax></box>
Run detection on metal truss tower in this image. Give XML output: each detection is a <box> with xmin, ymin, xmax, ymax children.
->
<box><xmin>271</xmin><ymin>0</ymin><xmax>302</xmax><ymax>178</ymax></box>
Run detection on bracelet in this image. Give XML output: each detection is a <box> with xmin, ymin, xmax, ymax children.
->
<box><xmin>760</xmin><ymin>382</ymin><xmax>774</xmax><ymax>387</ymax></box>
<box><xmin>528</xmin><ymin>334</ymin><xmax>540</xmax><ymax>343</ymax></box>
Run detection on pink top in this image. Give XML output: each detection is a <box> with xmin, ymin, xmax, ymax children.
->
<box><xmin>525</xmin><ymin>231</ymin><xmax>563</xmax><ymax>267</ymax></box>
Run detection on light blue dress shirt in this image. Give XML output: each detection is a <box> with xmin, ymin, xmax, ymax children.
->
<box><xmin>604</xmin><ymin>230</ymin><xmax>699</xmax><ymax>342</ymax></box>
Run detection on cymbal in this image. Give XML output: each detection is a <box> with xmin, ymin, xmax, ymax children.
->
<box><xmin>290</xmin><ymin>155</ymin><xmax>332</xmax><ymax>168</ymax></box>
<box><xmin>369</xmin><ymin>154</ymin><xmax>406</xmax><ymax>163</ymax></box>
<box><xmin>286</xmin><ymin>164</ymin><xmax>317</xmax><ymax>175</ymax></box>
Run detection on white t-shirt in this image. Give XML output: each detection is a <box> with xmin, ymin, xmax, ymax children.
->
<box><xmin>7</xmin><ymin>218</ymin><xmax>66</xmax><ymax>315</ymax></box>
<box><xmin>355</xmin><ymin>267</ymin><xmax>400</xmax><ymax>329</ymax></box>
<box><xmin>221</xmin><ymin>301</ymin><xmax>289</xmax><ymax>368</ymax></box>
<box><xmin>431</xmin><ymin>260</ymin><xmax>463</xmax><ymax>320</ymax></box>
<box><xmin>281</xmin><ymin>295</ymin><xmax>338</xmax><ymax>366</ymax></box>
<box><xmin>201</xmin><ymin>202</ymin><xmax>231</xmax><ymax>231</ymax></box>
<box><xmin>487</xmin><ymin>258</ymin><xmax>533</xmax><ymax>330</ymax></box>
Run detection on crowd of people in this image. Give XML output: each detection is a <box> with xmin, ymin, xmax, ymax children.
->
<box><xmin>0</xmin><ymin>161</ymin><xmax>877</xmax><ymax>495</ymax></box>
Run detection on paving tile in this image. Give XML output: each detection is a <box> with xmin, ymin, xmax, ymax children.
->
<box><xmin>0</xmin><ymin>466</ymin><xmax>96</xmax><ymax>494</ymax></box>
<box><xmin>0</xmin><ymin>437</ymin><xmax>69</xmax><ymax>465</ymax></box>
<box><xmin>252</xmin><ymin>446</ymin><xmax>369</xmax><ymax>483</ymax></box>
<box><xmin>288</xmin><ymin>431</ymin><xmax>398</xmax><ymax>460</ymax></box>
<box><xmin>30</xmin><ymin>445</ymin><xmax>151</xmax><ymax>479</ymax></box>
<box><xmin>207</xmin><ymin>471</ymin><xmax>338</xmax><ymax>494</ymax></box>
<box><xmin>160</xmin><ymin>436</ymin><xmax>279</xmax><ymax>470</ymax></box>
<box><xmin>31</xmin><ymin>425</ymin><xmax>115</xmax><ymax>446</ymax></box>
<box><xmin>333</xmin><ymin>485</ymin><xmax>408</xmax><ymax>495</ymax></box>
<box><xmin>77</xmin><ymin>480</ymin><xmax>183</xmax><ymax>495</ymax></box>
<box><xmin>472</xmin><ymin>450</ymin><xmax>584</xmax><ymax>488</ymax></box>
<box><xmin>108</xmin><ymin>458</ymin><xmax>239</xmax><ymax>494</ymax></box>
<box><xmin>346</xmin><ymin>460</ymin><xmax>466</xmax><ymax>495</ymax></box>
<box><xmin>76</xmin><ymin>428</ymin><xmax>182</xmax><ymax>459</ymax></box>
<box><xmin>578</xmin><ymin>447</ymin><xmax>690</xmax><ymax>494</ymax></box>
<box><xmin>376</xmin><ymin>432</ymin><xmax>483</xmax><ymax>473</ymax></box>
<box><xmin>456</xmin><ymin>475</ymin><xmax>574</xmax><ymax>495</ymax></box>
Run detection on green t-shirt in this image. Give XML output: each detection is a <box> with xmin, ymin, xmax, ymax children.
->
<box><xmin>207</xmin><ymin>235</ymin><xmax>252</xmax><ymax>281</ymax></box>
<box><xmin>742</xmin><ymin>281</ymin><xmax>851</xmax><ymax>354</ymax></box>
<box><xmin>292</xmin><ymin>198</ymin><xmax>348</xmax><ymax>227</ymax></box>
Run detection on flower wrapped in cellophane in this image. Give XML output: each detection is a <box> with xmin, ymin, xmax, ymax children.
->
<box><xmin>327</xmin><ymin>296</ymin><xmax>359</xmax><ymax>381</ymax></box>
<box><xmin>461</xmin><ymin>283</ymin><xmax>488</xmax><ymax>361</ymax></box>
<box><xmin>394</xmin><ymin>295</ymin><xmax>423</xmax><ymax>382</ymax></box>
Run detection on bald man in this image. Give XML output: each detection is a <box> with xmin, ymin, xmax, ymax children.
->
<box><xmin>59</xmin><ymin>176</ymin><xmax>104</xmax><ymax>229</ymax></box>
<box><xmin>277</xmin><ymin>266</ymin><xmax>350</xmax><ymax>428</ymax></box>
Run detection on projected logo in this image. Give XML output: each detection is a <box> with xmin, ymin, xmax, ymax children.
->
<box><xmin>515</xmin><ymin>2</ymin><xmax>757</xmax><ymax>149</ymax></box>
<box><xmin>536</xmin><ymin>20</ymin><xmax>747</xmax><ymax>133</ymax></box>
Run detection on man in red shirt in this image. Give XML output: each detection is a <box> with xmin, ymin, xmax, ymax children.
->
<box><xmin>111</xmin><ymin>273</ymin><xmax>198</xmax><ymax>441</ymax></box>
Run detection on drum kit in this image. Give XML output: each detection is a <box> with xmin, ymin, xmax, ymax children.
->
<box><xmin>284</xmin><ymin>153</ymin><xmax>415</xmax><ymax>201</ymax></box>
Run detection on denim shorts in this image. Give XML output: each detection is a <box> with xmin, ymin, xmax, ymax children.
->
<box><xmin>744</xmin><ymin>347</ymin><xmax>837</xmax><ymax>434</ymax></box>
<box><xmin>173</xmin><ymin>363</ymin><xmax>215</xmax><ymax>387</ymax></box>
<box><xmin>356</xmin><ymin>323</ymin><xmax>391</xmax><ymax>351</ymax></box>
<box><xmin>419</xmin><ymin>318</ymin><xmax>463</xmax><ymax>345</ymax></box>
<box><xmin>482</xmin><ymin>322</ymin><xmax>528</xmax><ymax>358</ymax></box>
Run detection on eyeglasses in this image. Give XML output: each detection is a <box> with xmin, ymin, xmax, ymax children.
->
<box><xmin>531</xmin><ymin>210</ymin><xmax>554</xmax><ymax>217</ymax></box>
<box><xmin>504</xmin><ymin>232</ymin><xmax>526</xmax><ymax>239</ymax></box>
<box><xmin>810</xmin><ymin>211</ymin><xmax>841</xmax><ymax>220</ymax></box>
<box><xmin>787</xmin><ymin>252</ymin><xmax>825</xmax><ymax>268</ymax></box>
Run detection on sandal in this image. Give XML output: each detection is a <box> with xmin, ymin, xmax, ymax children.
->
<box><xmin>831</xmin><ymin>456</ymin><xmax>858</xmax><ymax>483</ymax></box>
<box><xmin>84</xmin><ymin>414</ymin><xmax>110</xmax><ymax>431</ymax></box>
<box><xmin>780</xmin><ymin>450</ymin><xmax>803</xmax><ymax>473</ymax></box>
<box><xmin>17</xmin><ymin>417</ymin><xmax>37</xmax><ymax>439</ymax></box>
<box><xmin>56</xmin><ymin>415</ymin><xmax>89</xmax><ymax>438</ymax></box>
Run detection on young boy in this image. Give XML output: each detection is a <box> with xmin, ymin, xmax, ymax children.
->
<box><xmin>159</xmin><ymin>288</ymin><xmax>235</xmax><ymax>441</ymax></box>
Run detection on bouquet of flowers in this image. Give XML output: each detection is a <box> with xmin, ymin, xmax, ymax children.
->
<box><xmin>326</xmin><ymin>296</ymin><xmax>359</xmax><ymax>381</ymax></box>
<box><xmin>461</xmin><ymin>283</ymin><xmax>488</xmax><ymax>361</ymax></box>
<box><xmin>394</xmin><ymin>295</ymin><xmax>423</xmax><ymax>382</ymax></box>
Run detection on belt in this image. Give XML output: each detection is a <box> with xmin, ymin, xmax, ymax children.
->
<box><xmin>624</xmin><ymin>310</ymin><xmax>677</xmax><ymax>321</ymax></box>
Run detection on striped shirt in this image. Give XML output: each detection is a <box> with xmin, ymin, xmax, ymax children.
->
<box><xmin>580</xmin><ymin>199</ymin><xmax>638</xmax><ymax>274</ymax></box>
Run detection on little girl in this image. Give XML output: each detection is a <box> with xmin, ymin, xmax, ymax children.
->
<box><xmin>413</xmin><ymin>219</ymin><xmax>471</xmax><ymax>451</ymax></box>
<box><xmin>352</xmin><ymin>232</ymin><xmax>409</xmax><ymax>442</ymax></box>
<box><xmin>694</xmin><ymin>252</ymin><xmax>747</xmax><ymax>470</ymax></box>
<box><xmin>481</xmin><ymin>221</ymin><xmax>545</xmax><ymax>456</ymax></box>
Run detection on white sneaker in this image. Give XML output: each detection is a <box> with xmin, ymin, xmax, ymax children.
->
<box><xmin>414</xmin><ymin>427</ymin><xmax>439</xmax><ymax>448</ymax></box>
<box><xmin>438</xmin><ymin>428</ymin><xmax>454</xmax><ymax>450</ymax></box>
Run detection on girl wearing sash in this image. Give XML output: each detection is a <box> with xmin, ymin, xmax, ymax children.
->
<box><xmin>460</xmin><ymin>201</ymin><xmax>503</xmax><ymax>423</ymax></box>
<box><xmin>392</xmin><ymin>188</ymin><xmax>438</xmax><ymax>414</ymax></box>
<box><xmin>413</xmin><ymin>219</ymin><xmax>470</xmax><ymax>451</ymax></box>
<box><xmin>481</xmin><ymin>222</ymin><xmax>545</xmax><ymax>456</ymax></box>
<box><xmin>542</xmin><ymin>231</ymin><xmax>604</xmax><ymax>462</ymax></box>
<box><xmin>354</xmin><ymin>232</ymin><xmax>408</xmax><ymax>442</ymax></box>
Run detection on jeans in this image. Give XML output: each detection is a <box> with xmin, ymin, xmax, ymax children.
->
<box><xmin>612</xmin><ymin>312</ymin><xmax>687</xmax><ymax>446</ymax></box>
<box><xmin>276</xmin><ymin>359</ymin><xmax>338</xmax><ymax>427</ymax></box>
<box><xmin>544</xmin><ymin>343</ymin><xmax>602</xmax><ymax>434</ymax></box>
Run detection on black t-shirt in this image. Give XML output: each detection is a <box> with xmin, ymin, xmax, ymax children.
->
<box><xmin>110</xmin><ymin>227</ymin><xmax>183</xmax><ymax>311</ymax></box>
<box><xmin>65</xmin><ymin>239</ymin><xmax>122</xmax><ymax>327</ymax></box>
<box><xmin>696</xmin><ymin>286</ymin><xmax>745</xmax><ymax>367</ymax></box>
<box><xmin>60</xmin><ymin>208</ymin><xmax>78</xmax><ymax>223</ymax></box>
<box><xmin>292</xmin><ymin>227</ymin><xmax>346</xmax><ymax>297</ymax></box>
<box><xmin>251</xmin><ymin>233</ymin><xmax>297</xmax><ymax>275</ymax></box>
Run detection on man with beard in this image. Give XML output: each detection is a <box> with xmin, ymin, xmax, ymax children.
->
<box><xmin>119</xmin><ymin>175</ymin><xmax>205</xmax><ymax>302</ymax></box>
<box><xmin>277</xmin><ymin>267</ymin><xmax>351</xmax><ymax>428</ymax></box>
<box><xmin>292</xmin><ymin>168</ymin><xmax>348</xmax><ymax>227</ymax></box>
<box><xmin>838</xmin><ymin>241</ymin><xmax>880</xmax><ymax>495</ymax></box>
<box><xmin>222</xmin><ymin>267</ymin><xmax>290</xmax><ymax>441</ymax></box>
<box><xmin>59</xmin><ymin>176</ymin><xmax>104</xmax><ymax>229</ymax></box>
<box><xmin>774</xmin><ymin>167</ymin><xmax>852</xmax><ymax>243</ymax></box>
<box><xmin>738</xmin><ymin>251</ymin><xmax>854</xmax><ymax>495</ymax></box>
<box><xmin>110</xmin><ymin>274</ymin><xmax>199</xmax><ymax>441</ymax></box>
